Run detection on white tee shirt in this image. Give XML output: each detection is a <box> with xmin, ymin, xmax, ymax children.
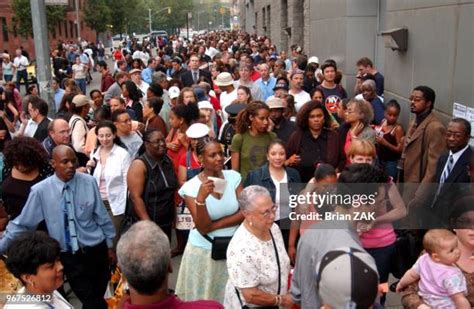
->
<box><xmin>270</xmin><ymin>172</ymin><xmax>288</xmax><ymax>221</ymax></box>
<box><xmin>13</xmin><ymin>55</ymin><xmax>29</xmax><ymax>71</ymax></box>
<box><xmin>72</xmin><ymin>63</ymin><xmax>87</xmax><ymax>79</ymax></box>
<box><xmin>219</xmin><ymin>88</ymin><xmax>238</xmax><ymax>122</ymax></box>
<box><xmin>290</xmin><ymin>90</ymin><xmax>311</xmax><ymax>112</ymax></box>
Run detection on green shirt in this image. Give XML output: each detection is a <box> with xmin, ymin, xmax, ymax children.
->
<box><xmin>230</xmin><ymin>131</ymin><xmax>276</xmax><ymax>180</ymax></box>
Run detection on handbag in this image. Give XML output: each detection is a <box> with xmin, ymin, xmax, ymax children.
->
<box><xmin>176</xmin><ymin>201</ymin><xmax>194</xmax><ymax>230</ymax></box>
<box><xmin>119</xmin><ymin>158</ymin><xmax>150</xmax><ymax>236</ymax></box>
<box><xmin>202</xmin><ymin>234</ymin><xmax>232</xmax><ymax>261</ymax></box>
<box><xmin>235</xmin><ymin>230</ymin><xmax>280</xmax><ymax>309</ymax></box>
<box><xmin>176</xmin><ymin>151</ymin><xmax>198</xmax><ymax>230</ymax></box>
<box><xmin>118</xmin><ymin>196</ymin><xmax>138</xmax><ymax>236</ymax></box>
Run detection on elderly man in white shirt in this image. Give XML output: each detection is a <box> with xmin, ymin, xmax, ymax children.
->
<box><xmin>13</xmin><ymin>49</ymin><xmax>29</xmax><ymax>92</ymax></box>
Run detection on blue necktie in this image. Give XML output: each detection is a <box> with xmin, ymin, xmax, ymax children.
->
<box><xmin>440</xmin><ymin>154</ymin><xmax>454</xmax><ymax>184</ymax></box>
<box><xmin>62</xmin><ymin>184</ymin><xmax>79</xmax><ymax>253</ymax></box>
<box><xmin>432</xmin><ymin>154</ymin><xmax>454</xmax><ymax>207</ymax></box>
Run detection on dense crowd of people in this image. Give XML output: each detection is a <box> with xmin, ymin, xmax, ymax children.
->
<box><xmin>0</xmin><ymin>29</ymin><xmax>473</xmax><ymax>308</ymax></box>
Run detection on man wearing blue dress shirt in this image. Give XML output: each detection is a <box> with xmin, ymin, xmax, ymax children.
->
<box><xmin>0</xmin><ymin>145</ymin><xmax>115</xmax><ymax>309</ymax></box>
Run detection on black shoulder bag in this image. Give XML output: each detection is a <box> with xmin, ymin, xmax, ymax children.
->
<box><xmin>119</xmin><ymin>158</ymin><xmax>150</xmax><ymax>236</ymax></box>
<box><xmin>202</xmin><ymin>234</ymin><xmax>233</xmax><ymax>261</ymax></box>
<box><xmin>234</xmin><ymin>230</ymin><xmax>280</xmax><ymax>309</ymax></box>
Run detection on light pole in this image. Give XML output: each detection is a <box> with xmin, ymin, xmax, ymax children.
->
<box><xmin>148</xmin><ymin>6</ymin><xmax>171</xmax><ymax>33</ymax></box>
<box><xmin>74</xmin><ymin>0</ymin><xmax>81</xmax><ymax>42</ymax></box>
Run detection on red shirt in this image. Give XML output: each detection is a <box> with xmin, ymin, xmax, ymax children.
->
<box><xmin>101</xmin><ymin>71</ymin><xmax>115</xmax><ymax>92</ymax></box>
<box><xmin>124</xmin><ymin>295</ymin><xmax>223</xmax><ymax>309</ymax></box>
<box><xmin>250</xmin><ymin>70</ymin><xmax>261</xmax><ymax>81</ymax></box>
<box><xmin>113</xmin><ymin>50</ymin><xmax>123</xmax><ymax>61</ymax></box>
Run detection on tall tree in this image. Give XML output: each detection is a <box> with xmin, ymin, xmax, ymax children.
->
<box><xmin>11</xmin><ymin>0</ymin><xmax>65</xmax><ymax>38</ymax></box>
<box><xmin>84</xmin><ymin>0</ymin><xmax>111</xmax><ymax>40</ymax></box>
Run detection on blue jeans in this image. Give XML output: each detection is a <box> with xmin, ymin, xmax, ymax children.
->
<box><xmin>75</xmin><ymin>78</ymin><xmax>86</xmax><ymax>95</ymax></box>
<box><xmin>3</xmin><ymin>74</ymin><xmax>13</xmax><ymax>82</ymax></box>
<box><xmin>379</xmin><ymin>160</ymin><xmax>398</xmax><ymax>180</ymax></box>
<box><xmin>16</xmin><ymin>70</ymin><xmax>28</xmax><ymax>91</ymax></box>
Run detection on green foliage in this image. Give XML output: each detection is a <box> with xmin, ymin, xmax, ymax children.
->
<box><xmin>11</xmin><ymin>0</ymin><xmax>65</xmax><ymax>38</ymax></box>
<box><xmin>84</xmin><ymin>0</ymin><xmax>111</xmax><ymax>35</ymax></box>
<box><xmin>106</xmin><ymin>0</ymin><xmax>194</xmax><ymax>35</ymax></box>
<box><xmin>106</xmin><ymin>0</ymin><xmax>136</xmax><ymax>35</ymax></box>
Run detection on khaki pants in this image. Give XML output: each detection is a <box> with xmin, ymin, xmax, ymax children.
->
<box><xmin>103</xmin><ymin>200</ymin><xmax>124</xmax><ymax>249</ymax></box>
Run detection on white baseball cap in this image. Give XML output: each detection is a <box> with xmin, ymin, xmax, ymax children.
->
<box><xmin>198</xmin><ymin>101</ymin><xmax>213</xmax><ymax>110</ymax></box>
<box><xmin>169</xmin><ymin>86</ymin><xmax>180</xmax><ymax>99</ymax></box>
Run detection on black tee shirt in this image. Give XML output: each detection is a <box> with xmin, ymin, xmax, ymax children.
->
<box><xmin>374</xmin><ymin>72</ymin><xmax>384</xmax><ymax>96</ymax></box>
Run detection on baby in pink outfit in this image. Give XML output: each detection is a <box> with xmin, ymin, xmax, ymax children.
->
<box><xmin>396</xmin><ymin>229</ymin><xmax>469</xmax><ymax>308</ymax></box>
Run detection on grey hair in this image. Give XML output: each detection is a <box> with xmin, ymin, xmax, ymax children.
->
<box><xmin>362</xmin><ymin>79</ymin><xmax>376</xmax><ymax>91</ymax></box>
<box><xmin>152</xmin><ymin>71</ymin><xmax>168</xmax><ymax>84</ymax></box>
<box><xmin>348</xmin><ymin>98</ymin><xmax>374</xmax><ymax>127</ymax></box>
<box><xmin>238</xmin><ymin>185</ymin><xmax>271</xmax><ymax>212</ymax></box>
<box><xmin>117</xmin><ymin>221</ymin><xmax>170</xmax><ymax>295</ymax></box>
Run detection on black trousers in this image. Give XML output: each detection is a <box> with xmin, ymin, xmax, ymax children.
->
<box><xmin>60</xmin><ymin>241</ymin><xmax>110</xmax><ymax>309</ymax></box>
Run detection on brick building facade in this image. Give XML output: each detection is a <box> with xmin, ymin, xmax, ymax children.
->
<box><xmin>0</xmin><ymin>0</ymin><xmax>96</xmax><ymax>59</ymax></box>
<box><xmin>239</xmin><ymin>0</ymin><xmax>474</xmax><ymax>128</ymax></box>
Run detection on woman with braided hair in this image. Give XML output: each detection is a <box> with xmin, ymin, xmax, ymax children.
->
<box><xmin>230</xmin><ymin>101</ymin><xmax>276</xmax><ymax>180</ymax></box>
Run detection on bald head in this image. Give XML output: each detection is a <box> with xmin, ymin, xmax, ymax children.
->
<box><xmin>52</xmin><ymin>145</ymin><xmax>77</xmax><ymax>182</ymax></box>
<box><xmin>49</xmin><ymin>118</ymin><xmax>70</xmax><ymax>146</ymax></box>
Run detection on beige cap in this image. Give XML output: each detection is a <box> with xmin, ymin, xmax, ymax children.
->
<box><xmin>129</xmin><ymin>68</ymin><xmax>142</xmax><ymax>75</ymax></box>
<box><xmin>266</xmin><ymin>97</ymin><xmax>285</xmax><ymax>109</ymax></box>
<box><xmin>72</xmin><ymin>94</ymin><xmax>93</xmax><ymax>107</ymax></box>
<box><xmin>215</xmin><ymin>72</ymin><xmax>234</xmax><ymax>87</ymax></box>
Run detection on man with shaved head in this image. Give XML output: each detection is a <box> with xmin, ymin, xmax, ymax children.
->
<box><xmin>0</xmin><ymin>145</ymin><xmax>115</xmax><ymax>309</ymax></box>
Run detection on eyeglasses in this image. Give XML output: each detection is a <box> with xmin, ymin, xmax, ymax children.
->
<box><xmin>258</xmin><ymin>205</ymin><xmax>278</xmax><ymax>218</ymax></box>
<box><xmin>145</xmin><ymin>139</ymin><xmax>165</xmax><ymax>146</ymax></box>
<box><xmin>446</xmin><ymin>131</ymin><xmax>465</xmax><ymax>139</ymax></box>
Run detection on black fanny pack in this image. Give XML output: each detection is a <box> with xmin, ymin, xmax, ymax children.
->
<box><xmin>202</xmin><ymin>234</ymin><xmax>232</xmax><ymax>260</ymax></box>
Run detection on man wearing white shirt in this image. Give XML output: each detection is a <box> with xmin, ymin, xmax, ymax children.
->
<box><xmin>13</xmin><ymin>49</ymin><xmax>29</xmax><ymax>92</ymax></box>
<box><xmin>18</xmin><ymin>98</ymin><xmax>51</xmax><ymax>142</ymax></box>
<box><xmin>129</xmin><ymin>69</ymin><xmax>149</xmax><ymax>101</ymax></box>
<box><xmin>215</xmin><ymin>72</ymin><xmax>237</xmax><ymax>122</ymax></box>
<box><xmin>289</xmin><ymin>70</ymin><xmax>311</xmax><ymax>112</ymax></box>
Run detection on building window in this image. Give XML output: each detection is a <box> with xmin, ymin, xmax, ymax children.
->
<box><xmin>74</xmin><ymin>23</ymin><xmax>78</xmax><ymax>38</ymax></box>
<box><xmin>64</xmin><ymin>21</ymin><xmax>68</xmax><ymax>38</ymax></box>
<box><xmin>80</xmin><ymin>21</ymin><xmax>84</xmax><ymax>31</ymax></box>
<box><xmin>262</xmin><ymin>7</ymin><xmax>265</xmax><ymax>32</ymax></box>
<box><xmin>267</xmin><ymin>5</ymin><xmax>271</xmax><ymax>37</ymax></box>
<box><xmin>255</xmin><ymin>12</ymin><xmax>257</xmax><ymax>31</ymax></box>
<box><xmin>1</xmin><ymin>17</ymin><xmax>8</xmax><ymax>42</ymax></box>
<box><xmin>70</xmin><ymin>21</ymin><xmax>74</xmax><ymax>38</ymax></box>
<box><xmin>58</xmin><ymin>21</ymin><xmax>62</xmax><ymax>36</ymax></box>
